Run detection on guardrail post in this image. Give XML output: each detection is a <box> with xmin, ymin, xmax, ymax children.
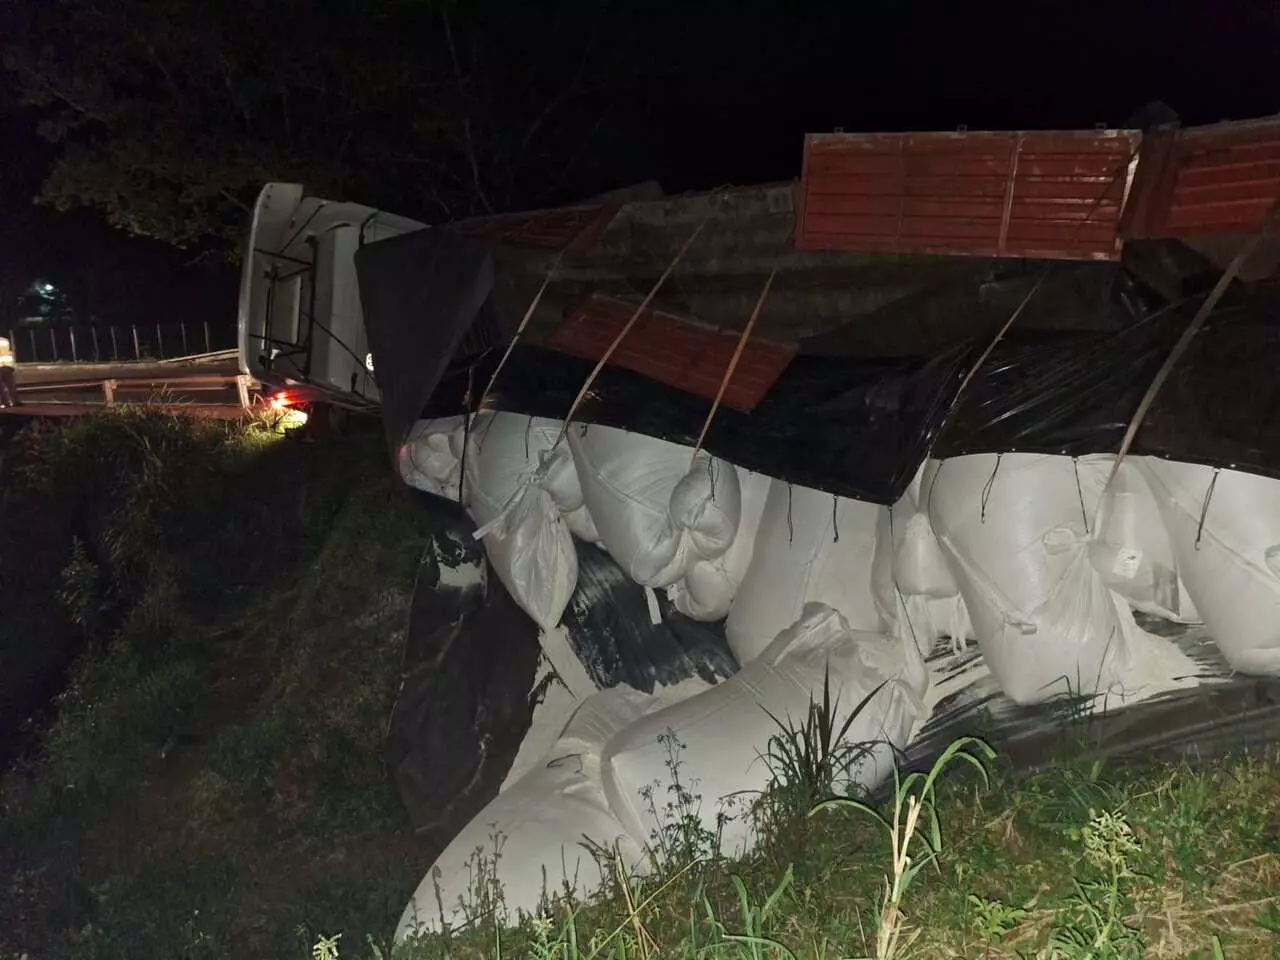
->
<box><xmin>29</xmin><ymin>329</ymin><xmax>37</xmax><ymax>362</ymax></box>
<box><xmin>236</xmin><ymin>374</ymin><xmax>251</xmax><ymax>409</ymax></box>
<box><xmin>50</xmin><ymin>328</ymin><xmax>58</xmax><ymax>362</ymax></box>
<box><xmin>156</xmin><ymin>323</ymin><xmax>164</xmax><ymax>359</ymax></box>
<box><xmin>103</xmin><ymin>379</ymin><xmax>117</xmax><ymax>405</ymax></box>
<box><xmin>70</xmin><ymin>327</ymin><xmax>78</xmax><ymax>363</ymax></box>
<box><xmin>204</xmin><ymin>321</ymin><xmax>211</xmax><ymax>354</ymax></box>
<box><xmin>110</xmin><ymin>326</ymin><xmax>119</xmax><ymax>360</ymax></box>
<box><xmin>180</xmin><ymin>323</ymin><xmax>189</xmax><ymax>356</ymax></box>
<box><xmin>132</xmin><ymin>325</ymin><xmax>141</xmax><ymax>361</ymax></box>
<box><xmin>92</xmin><ymin>327</ymin><xmax>100</xmax><ymax>362</ymax></box>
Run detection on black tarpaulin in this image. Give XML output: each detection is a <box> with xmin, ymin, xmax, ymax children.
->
<box><xmin>384</xmin><ymin>512</ymin><xmax>540</xmax><ymax>847</ymax></box>
<box><xmin>929</xmin><ymin>319</ymin><xmax>1177</xmax><ymax>459</ymax></box>
<box><xmin>386</xmin><ymin>504</ymin><xmax>743</xmax><ymax>850</ymax></box>
<box><xmin>563</xmin><ymin>540</ymin><xmax>740</xmax><ymax>692</ymax></box>
<box><xmin>355</xmin><ymin>228</ymin><xmax>495</xmax><ymax>451</ymax></box>
<box><xmin>1135</xmin><ymin>291</ymin><xmax>1280</xmax><ymax>477</ymax></box>
<box><xmin>933</xmin><ymin>283</ymin><xmax>1280</xmax><ymax>478</ymax></box>
<box><xmin>409</xmin><ymin>267</ymin><xmax>1278</xmax><ymax>502</ymax></box>
<box><xmin>423</xmin><ymin>345</ymin><xmax>972</xmax><ymax>505</ymax></box>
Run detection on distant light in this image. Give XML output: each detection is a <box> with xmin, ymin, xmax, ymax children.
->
<box><xmin>36</xmin><ymin>281</ymin><xmax>57</xmax><ymax>298</ymax></box>
<box><xmin>365</xmin><ymin>352</ymin><xmax>375</xmax><ymax>373</ymax></box>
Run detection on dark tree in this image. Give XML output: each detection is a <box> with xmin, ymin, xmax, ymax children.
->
<box><xmin>3</xmin><ymin>0</ymin><xmax>660</xmax><ymax>254</ymax></box>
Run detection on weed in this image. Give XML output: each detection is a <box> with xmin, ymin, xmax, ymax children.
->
<box><xmin>761</xmin><ymin>670</ymin><xmax>886</xmax><ymax>808</ymax></box>
<box><xmin>639</xmin><ymin>730</ymin><xmax>726</xmax><ymax>870</ymax></box>
<box><xmin>967</xmin><ymin>893</ymin><xmax>1027</xmax><ymax>941</ymax></box>
<box><xmin>811</xmin><ymin>736</ymin><xmax>996</xmax><ymax>960</ymax></box>
<box><xmin>1040</xmin><ymin>809</ymin><xmax>1146</xmax><ymax>959</ymax></box>
<box><xmin>1255</xmin><ymin>902</ymin><xmax>1280</xmax><ymax>933</ymax></box>
<box><xmin>712</xmin><ymin>867</ymin><xmax>799</xmax><ymax>960</ymax></box>
<box><xmin>56</xmin><ymin>537</ymin><xmax>110</xmax><ymax>642</ymax></box>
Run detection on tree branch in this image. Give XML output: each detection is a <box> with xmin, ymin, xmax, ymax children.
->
<box><xmin>441</xmin><ymin>7</ymin><xmax>494</xmax><ymax>214</ymax></box>
<box><xmin>219</xmin><ymin>188</ymin><xmax>251</xmax><ymax>214</ymax></box>
<box><xmin>516</xmin><ymin>16</ymin><xmax>599</xmax><ymax>158</ymax></box>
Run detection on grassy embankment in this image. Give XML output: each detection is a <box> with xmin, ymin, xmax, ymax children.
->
<box><xmin>1</xmin><ymin>410</ymin><xmax>1277</xmax><ymax>959</ymax></box>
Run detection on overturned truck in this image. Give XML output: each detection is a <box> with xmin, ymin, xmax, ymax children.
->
<box><xmin>236</xmin><ymin>117</ymin><xmax>1280</xmax><ymax>936</ymax></box>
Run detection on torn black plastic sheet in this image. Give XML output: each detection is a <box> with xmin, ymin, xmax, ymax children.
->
<box><xmin>422</xmin><ymin>345</ymin><xmax>972</xmax><ymax>505</ymax></box>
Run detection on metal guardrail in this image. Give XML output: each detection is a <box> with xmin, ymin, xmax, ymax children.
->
<box><xmin>7</xmin><ymin>321</ymin><xmax>234</xmax><ymax>365</ymax></box>
<box><xmin>7</xmin><ymin>365</ymin><xmax>261</xmax><ymax>419</ymax></box>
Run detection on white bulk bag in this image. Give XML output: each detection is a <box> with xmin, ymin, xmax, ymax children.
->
<box><xmin>1139</xmin><ymin>459</ymin><xmax>1280</xmax><ymax>676</ymax></box>
<box><xmin>395</xmin><ymin>685</ymin><xmax>663</xmax><ymax>940</ymax></box>
<box><xmin>469</xmin><ymin>413</ymin><xmax>601</xmax><ymax>542</ymax></box>
<box><xmin>669</xmin><ymin>469</ymin><xmax>772</xmax><ymax>621</ymax></box>
<box><xmin>928</xmin><ymin>454</ymin><xmax>1140</xmax><ymax>705</ymax></box>
<box><xmin>895</xmin><ymin>512</ymin><xmax>960</xmax><ymax>598</ymax></box>
<box><xmin>568</xmin><ymin>425</ymin><xmax>741</xmax><ymax>588</ymax></box>
<box><xmin>398</xmin><ymin>417</ymin><xmax>467</xmax><ymax>501</ymax></box>
<box><xmin>500</xmin><ymin>623</ymin><xmax>605</xmax><ymax>792</ymax></box>
<box><xmin>1078</xmin><ymin>457</ymin><xmax>1195</xmax><ymax>622</ymax></box>
<box><xmin>890</xmin><ymin>460</ymin><xmax>974</xmax><ymax>655</ymax></box>
<box><xmin>602</xmin><ymin>603</ymin><xmax>927</xmax><ymax>859</ymax></box>
<box><xmin>726</xmin><ymin>481</ymin><xmax>897</xmax><ymax>665</ymax></box>
<box><xmin>465</xmin><ymin>413</ymin><xmax>584</xmax><ymax>631</ymax></box>
<box><xmin>893</xmin><ymin>460</ymin><xmax>960</xmax><ymax>600</ymax></box>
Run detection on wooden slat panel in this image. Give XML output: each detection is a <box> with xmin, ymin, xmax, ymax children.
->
<box><xmin>797</xmin><ymin>129</ymin><xmax>1139</xmax><ymax>261</ymax></box>
<box><xmin>1124</xmin><ymin>115</ymin><xmax>1280</xmax><ymax>239</ymax></box>
<box><xmin>545</xmin><ymin>294</ymin><xmax>796</xmax><ymax>412</ymax></box>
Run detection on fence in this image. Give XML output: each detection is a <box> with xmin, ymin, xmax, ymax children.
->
<box><xmin>9</xmin><ymin>321</ymin><xmax>236</xmax><ymax>365</ymax></box>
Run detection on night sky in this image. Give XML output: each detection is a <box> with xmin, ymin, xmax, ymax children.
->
<box><xmin>2</xmin><ymin>0</ymin><xmax>1276</xmax><ymax>338</ymax></box>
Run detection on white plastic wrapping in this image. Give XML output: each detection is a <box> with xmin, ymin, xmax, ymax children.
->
<box><xmin>395</xmin><ymin>685</ymin><xmax>663</xmax><ymax>940</ymax></box>
<box><xmin>668</xmin><ymin>469</ymin><xmax>772</xmax><ymax>621</ymax></box>
<box><xmin>1139</xmin><ymin>459</ymin><xmax>1280</xmax><ymax>676</ymax></box>
<box><xmin>601</xmin><ymin>603</ymin><xmax>927</xmax><ymax>858</ymax></box>
<box><xmin>465</xmin><ymin>413</ymin><xmax>583</xmax><ymax>631</ymax></box>
<box><xmin>726</xmin><ymin>481</ymin><xmax>897</xmax><ymax>665</ymax></box>
<box><xmin>568</xmin><ymin>425</ymin><xmax>741</xmax><ymax>588</ymax></box>
<box><xmin>398</xmin><ymin>417</ymin><xmax>467</xmax><ymax>501</ymax></box>
<box><xmin>928</xmin><ymin>454</ymin><xmax>1139</xmax><ymax>704</ymax></box>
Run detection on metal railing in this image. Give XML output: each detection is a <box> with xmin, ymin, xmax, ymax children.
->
<box><xmin>9</xmin><ymin>321</ymin><xmax>235</xmax><ymax>365</ymax></box>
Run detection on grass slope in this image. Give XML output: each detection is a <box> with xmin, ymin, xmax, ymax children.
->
<box><xmin>1</xmin><ymin>411</ymin><xmax>1278</xmax><ymax>960</ymax></box>
<box><xmin>1</xmin><ymin>410</ymin><xmax>437</xmax><ymax>958</ymax></box>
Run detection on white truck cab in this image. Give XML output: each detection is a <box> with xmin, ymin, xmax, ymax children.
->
<box><xmin>237</xmin><ymin>183</ymin><xmax>427</xmax><ymax>410</ymax></box>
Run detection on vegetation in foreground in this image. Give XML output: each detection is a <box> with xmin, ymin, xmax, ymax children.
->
<box><xmin>1</xmin><ymin>410</ymin><xmax>1278</xmax><ymax>959</ymax></box>
<box><xmin>1</xmin><ymin>409</ymin><xmax>437</xmax><ymax>958</ymax></box>
<box><xmin>379</xmin><ymin>719</ymin><xmax>1280</xmax><ymax>960</ymax></box>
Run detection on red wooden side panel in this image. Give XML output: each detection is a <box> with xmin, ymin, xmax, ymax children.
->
<box><xmin>797</xmin><ymin>130</ymin><xmax>1139</xmax><ymax>261</ymax></box>
<box><xmin>545</xmin><ymin>294</ymin><xmax>796</xmax><ymax>412</ymax></box>
<box><xmin>451</xmin><ymin>204</ymin><xmax>613</xmax><ymax>251</ymax></box>
<box><xmin>1157</xmin><ymin>117</ymin><xmax>1280</xmax><ymax>237</ymax></box>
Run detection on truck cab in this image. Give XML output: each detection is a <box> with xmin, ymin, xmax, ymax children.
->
<box><xmin>237</xmin><ymin>183</ymin><xmax>427</xmax><ymax>411</ymax></box>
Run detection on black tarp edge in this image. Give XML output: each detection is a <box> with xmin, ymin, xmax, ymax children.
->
<box><xmin>409</xmin><ymin>279</ymin><xmax>1278</xmax><ymax>503</ymax></box>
